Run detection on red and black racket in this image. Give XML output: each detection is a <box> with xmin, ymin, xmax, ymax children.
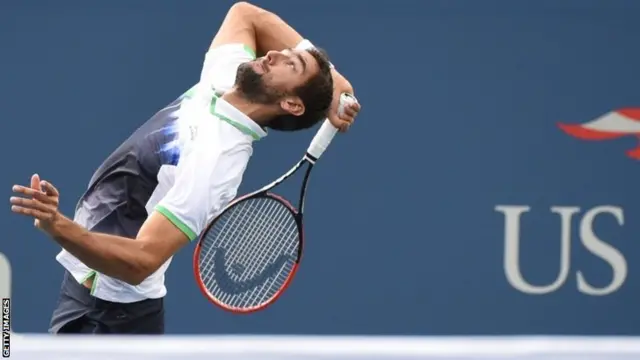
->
<box><xmin>194</xmin><ymin>93</ymin><xmax>358</xmax><ymax>313</ymax></box>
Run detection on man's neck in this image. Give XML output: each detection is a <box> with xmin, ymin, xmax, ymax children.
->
<box><xmin>221</xmin><ymin>89</ymin><xmax>276</xmax><ymax>126</ymax></box>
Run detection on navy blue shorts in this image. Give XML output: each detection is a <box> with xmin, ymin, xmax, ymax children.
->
<box><xmin>48</xmin><ymin>271</ymin><xmax>164</xmax><ymax>334</ymax></box>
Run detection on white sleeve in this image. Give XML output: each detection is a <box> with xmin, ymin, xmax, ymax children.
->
<box><xmin>154</xmin><ymin>121</ymin><xmax>251</xmax><ymax>241</ymax></box>
<box><xmin>199</xmin><ymin>43</ymin><xmax>256</xmax><ymax>94</ymax></box>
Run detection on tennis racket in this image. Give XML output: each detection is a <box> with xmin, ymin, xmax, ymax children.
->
<box><xmin>193</xmin><ymin>93</ymin><xmax>358</xmax><ymax>313</ymax></box>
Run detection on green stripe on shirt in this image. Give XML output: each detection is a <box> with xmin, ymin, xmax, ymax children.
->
<box><xmin>243</xmin><ymin>44</ymin><xmax>257</xmax><ymax>59</ymax></box>
<box><xmin>178</xmin><ymin>43</ymin><xmax>261</xmax><ymax>140</ymax></box>
<box><xmin>155</xmin><ymin>205</ymin><xmax>198</xmax><ymax>241</ymax></box>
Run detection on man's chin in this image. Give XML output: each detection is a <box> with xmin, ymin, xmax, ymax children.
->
<box><xmin>249</xmin><ymin>60</ymin><xmax>265</xmax><ymax>74</ymax></box>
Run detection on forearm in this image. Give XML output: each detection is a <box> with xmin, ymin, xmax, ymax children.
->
<box><xmin>48</xmin><ymin>215</ymin><xmax>152</xmax><ymax>285</ymax></box>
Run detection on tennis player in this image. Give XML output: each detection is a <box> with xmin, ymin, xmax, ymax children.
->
<box><xmin>9</xmin><ymin>1</ymin><xmax>360</xmax><ymax>334</ymax></box>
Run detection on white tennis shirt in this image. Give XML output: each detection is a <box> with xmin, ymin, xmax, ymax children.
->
<box><xmin>56</xmin><ymin>44</ymin><xmax>266</xmax><ymax>303</ymax></box>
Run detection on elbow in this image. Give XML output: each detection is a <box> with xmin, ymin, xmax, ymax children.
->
<box><xmin>122</xmin><ymin>255</ymin><xmax>159</xmax><ymax>286</ymax></box>
<box><xmin>229</xmin><ymin>2</ymin><xmax>261</xmax><ymax>16</ymax></box>
<box><xmin>123</xmin><ymin>267</ymin><xmax>153</xmax><ymax>286</ymax></box>
<box><xmin>229</xmin><ymin>2</ymin><xmax>269</xmax><ymax>22</ymax></box>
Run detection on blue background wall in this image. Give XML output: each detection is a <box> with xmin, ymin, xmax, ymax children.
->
<box><xmin>1</xmin><ymin>0</ymin><xmax>640</xmax><ymax>334</ymax></box>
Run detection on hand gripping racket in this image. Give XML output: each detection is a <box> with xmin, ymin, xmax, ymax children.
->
<box><xmin>193</xmin><ymin>93</ymin><xmax>358</xmax><ymax>313</ymax></box>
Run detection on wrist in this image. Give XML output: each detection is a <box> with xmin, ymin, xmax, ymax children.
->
<box><xmin>331</xmin><ymin>69</ymin><xmax>352</xmax><ymax>94</ymax></box>
<box><xmin>295</xmin><ymin>39</ymin><xmax>314</xmax><ymax>51</ymax></box>
<box><xmin>44</xmin><ymin>212</ymin><xmax>69</xmax><ymax>239</ymax></box>
<box><xmin>295</xmin><ymin>39</ymin><xmax>335</xmax><ymax>69</ymax></box>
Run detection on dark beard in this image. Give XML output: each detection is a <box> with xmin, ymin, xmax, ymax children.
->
<box><xmin>235</xmin><ymin>62</ymin><xmax>282</xmax><ymax>104</ymax></box>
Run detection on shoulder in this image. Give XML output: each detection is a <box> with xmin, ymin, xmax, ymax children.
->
<box><xmin>206</xmin><ymin>43</ymin><xmax>256</xmax><ymax>62</ymax></box>
<box><xmin>199</xmin><ymin>44</ymin><xmax>257</xmax><ymax>94</ymax></box>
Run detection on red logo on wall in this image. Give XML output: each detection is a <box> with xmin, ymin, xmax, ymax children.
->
<box><xmin>558</xmin><ymin>108</ymin><xmax>640</xmax><ymax>159</ymax></box>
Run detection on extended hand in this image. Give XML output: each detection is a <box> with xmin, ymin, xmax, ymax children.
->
<box><xmin>10</xmin><ymin>174</ymin><xmax>61</xmax><ymax>232</ymax></box>
<box><xmin>329</xmin><ymin>70</ymin><xmax>361</xmax><ymax>133</ymax></box>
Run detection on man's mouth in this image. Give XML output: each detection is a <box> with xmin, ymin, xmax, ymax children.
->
<box><xmin>258</xmin><ymin>58</ymin><xmax>267</xmax><ymax>73</ymax></box>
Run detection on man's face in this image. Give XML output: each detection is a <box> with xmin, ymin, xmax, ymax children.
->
<box><xmin>235</xmin><ymin>49</ymin><xmax>319</xmax><ymax>106</ymax></box>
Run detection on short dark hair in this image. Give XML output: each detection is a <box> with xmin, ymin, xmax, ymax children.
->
<box><xmin>268</xmin><ymin>48</ymin><xmax>334</xmax><ymax>132</ymax></box>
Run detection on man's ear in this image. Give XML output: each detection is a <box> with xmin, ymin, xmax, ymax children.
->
<box><xmin>279</xmin><ymin>96</ymin><xmax>305</xmax><ymax>117</ymax></box>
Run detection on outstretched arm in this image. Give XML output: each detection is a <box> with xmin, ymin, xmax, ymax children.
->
<box><xmin>10</xmin><ymin>174</ymin><xmax>169</xmax><ymax>286</ymax></box>
<box><xmin>11</xmin><ymin>130</ymin><xmax>251</xmax><ymax>286</ymax></box>
<box><xmin>31</xmin><ymin>199</ymin><xmax>186</xmax><ymax>287</ymax></box>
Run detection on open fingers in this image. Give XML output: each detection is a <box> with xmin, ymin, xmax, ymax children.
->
<box><xmin>12</xmin><ymin>185</ymin><xmax>58</xmax><ymax>206</ymax></box>
<box><xmin>10</xmin><ymin>205</ymin><xmax>54</xmax><ymax>221</ymax></box>
<box><xmin>10</xmin><ymin>196</ymin><xmax>55</xmax><ymax>213</ymax></box>
<box><xmin>13</xmin><ymin>185</ymin><xmax>45</xmax><ymax>197</ymax></box>
<box><xmin>30</xmin><ymin>174</ymin><xmax>41</xmax><ymax>191</ymax></box>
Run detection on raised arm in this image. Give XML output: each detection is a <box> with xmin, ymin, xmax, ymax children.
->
<box><xmin>210</xmin><ymin>2</ymin><xmax>304</xmax><ymax>56</ymax></box>
<box><xmin>210</xmin><ymin>2</ymin><xmax>358</xmax><ymax>131</ymax></box>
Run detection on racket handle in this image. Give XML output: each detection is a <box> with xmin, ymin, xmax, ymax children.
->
<box><xmin>306</xmin><ymin>93</ymin><xmax>357</xmax><ymax>160</ymax></box>
<box><xmin>306</xmin><ymin>120</ymin><xmax>338</xmax><ymax>160</ymax></box>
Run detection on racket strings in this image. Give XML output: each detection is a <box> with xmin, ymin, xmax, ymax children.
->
<box><xmin>198</xmin><ymin>196</ymin><xmax>301</xmax><ymax>309</ymax></box>
<box><xmin>199</xmin><ymin>202</ymin><xmax>247</xmax><ymax>279</ymax></box>
<box><xmin>198</xmin><ymin>197</ymin><xmax>249</xmax><ymax>275</ymax></box>
<box><xmin>211</xmin><ymin>198</ymin><xmax>287</xmax><ymax>280</ymax></box>
<box><xmin>231</xmin><ymin>199</ymin><xmax>299</xmax><ymax>307</ymax></box>
<box><xmin>224</xmin><ymin>199</ymin><xmax>283</xmax><ymax>271</ymax></box>
<box><xmin>227</xmin><ymin>200</ymin><xmax>298</xmax><ymax>307</ymax></box>
<box><xmin>205</xmin><ymin>199</ymin><xmax>297</xmax><ymax>308</ymax></box>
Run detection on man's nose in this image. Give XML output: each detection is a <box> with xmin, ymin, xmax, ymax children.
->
<box><xmin>265</xmin><ymin>51</ymin><xmax>282</xmax><ymax>65</ymax></box>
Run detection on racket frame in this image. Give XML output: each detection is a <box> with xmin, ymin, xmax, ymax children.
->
<box><xmin>193</xmin><ymin>154</ymin><xmax>316</xmax><ymax>314</ymax></box>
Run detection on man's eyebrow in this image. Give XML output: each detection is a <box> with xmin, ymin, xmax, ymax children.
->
<box><xmin>296</xmin><ymin>52</ymin><xmax>307</xmax><ymax>73</ymax></box>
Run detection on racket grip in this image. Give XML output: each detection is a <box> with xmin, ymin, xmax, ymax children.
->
<box><xmin>306</xmin><ymin>93</ymin><xmax>357</xmax><ymax>160</ymax></box>
<box><xmin>306</xmin><ymin>120</ymin><xmax>338</xmax><ymax>160</ymax></box>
